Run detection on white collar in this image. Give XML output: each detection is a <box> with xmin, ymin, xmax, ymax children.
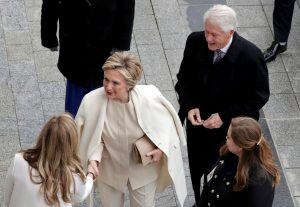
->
<box><xmin>219</xmin><ymin>35</ymin><xmax>233</xmax><ymax>54</ymax></box>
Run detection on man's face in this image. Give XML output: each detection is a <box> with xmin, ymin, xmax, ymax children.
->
<box><xmin>204</xmin><ymin>20</ymin><xmax>234</xmax><ymax>51</ymax></box>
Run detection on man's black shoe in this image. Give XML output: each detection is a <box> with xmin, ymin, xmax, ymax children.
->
<box><xmin>263</xmin><ymin>41</ymin><xmax>287</xmax><ymax>62</ymax></box>
<box><xmin>192</xmin><ymin>204</ymin><xmax>198</xmax><ymax>207</ymax></box>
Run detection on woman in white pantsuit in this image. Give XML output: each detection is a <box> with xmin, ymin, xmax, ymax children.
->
<box><xmin>76</xmin><ymin>51</ymin><xmax>187</xmax><ymax>207</ymax></box>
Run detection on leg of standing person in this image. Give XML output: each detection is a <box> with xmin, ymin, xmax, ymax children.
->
<box><xmin>65</xmin><ymin>80</ymin><xmax>102</xmax><ymax>117</ymax></box>
<box><xmin>273</xmin><ymin>0</ymin><xmax>296</xmax><ymax>43</ymax></box>
<box><xmin>128</xmin><ymin>180</ymin><xmax>157</xmax><ymax>207</ymax></box>
<box><xmin>264</xmin><ymin>0</ymin><xmax>296</xmax><ymax>62</ymax></box>
<box><xmin>98</xmin><ymin>180</ymin><xmax>125</xmax><ymax>207</ymax></box>
<box><xmin>186</xmin><ymin>123</ymin><xmax>223</xmax><ymax>206</ymax></box>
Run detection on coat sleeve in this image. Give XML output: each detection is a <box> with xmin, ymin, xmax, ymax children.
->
<box><xmin>75</xmin><ymin>95</ymin><xmax>104</xmax><ymax>167</ymax></box>
<box><xmin>112</xmin><ymin>0</ymin><xmax>135</xmax><ymax>51</ymax></box>
<box><xmin>75</xmin><ymin>96</ymin><xmax>89</xmax><ymax>168</ymax></box>
<box><xmin>75</xmin><ymin>96</ymin><xmax>86</xmax><ymax>143</ymax></box>
<box><xmin>70</xmin><ymin>174</ymin><xmax>94</xmax><ymax>203</ymax></box>
<box><xmin>218</xmin><ymin>48</ymin><xmax>270</xmax><ymax>123</ymax></box>
<box><xmin>3</xmin><ymin>156</ymin><xmax>16</xmax><ymax>207</ymax></box>
<box><xmin>41</xmin><ymin>0</ymin><xmax>59</xmax><ymax>48</ymax></box>
<box><xmin>175</xmin><ymin>32</ymin><xmax>201</xmax><ymax>122</ymax></box>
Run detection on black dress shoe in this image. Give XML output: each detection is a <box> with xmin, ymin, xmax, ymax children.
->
<box><xmin>263</xmin><ymin>41</ymin><xmax>287</xmax><ymax>62</ymax></box>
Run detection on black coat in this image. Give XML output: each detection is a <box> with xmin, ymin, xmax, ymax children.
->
<box><xmin>199</xmin><ymin>153</ymin><xmax>275</xmax><ymax>207</ymax></box>
<box><xmin>175</xmin><ymin>32</ymin><xmax>270</xmax><ymax>203</ymax></box>
<box><xmin>41</xmin><ymin>0</ymin><xmax>135</xmax><ymax>86</ymax></box>
<box><xmin>175</xmin><ymin>31</ymin><xmax>270</xmax><ymax>125</ymax></box>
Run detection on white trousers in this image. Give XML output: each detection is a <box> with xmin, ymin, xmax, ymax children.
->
<box><xmin>97</xmin><ymin>180</ymin><xmax>157</xmax><ymax>207</ymax></box>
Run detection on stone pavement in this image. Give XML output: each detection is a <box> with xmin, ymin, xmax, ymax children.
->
<box><xmin>0</xmin><ymin>0</ymin><xmax>299</xmax><ymax>206</ymax></box>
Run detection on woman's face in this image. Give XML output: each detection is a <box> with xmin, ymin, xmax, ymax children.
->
<box><xmin>103</xmin><ymin>69</ymin><xmax>129</xmax><ymax>103</ymax></box>
<box><xmin>226</xmin><ymin>125</ymin><xmax>242</xmax><ymax>156</ymax></box>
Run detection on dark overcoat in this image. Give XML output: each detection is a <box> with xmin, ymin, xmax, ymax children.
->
<box><xmin>199</xmin><ymin>153</ymin><xmax>275</xmax><ymax>207</ymax></box>
<box><xmin>175</xmin><ymin>31</ymin><xmax>270</xmax><ymax>125</ymax></box>
<box><xmin>174</xmin><ymin>31</ymin><xmax>270</xmax><ymax>203</ymax></box>
<box><xmin>41</xmin><ymin>0</ymin><xmax>135</xmax><ymax>86</ymax></box>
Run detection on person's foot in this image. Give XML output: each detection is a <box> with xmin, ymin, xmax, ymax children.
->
<box><xmin>263</xmin><ymin>41</ymin><xmax>287</xmax><ymax>62</ymax></box>
<box><xmin>192</xmin><ymin>204</ymin><xmax>198</xmax><ymax>207</ymax></box>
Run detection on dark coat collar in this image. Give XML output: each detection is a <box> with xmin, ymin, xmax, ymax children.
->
<box><xmin>224</xmin><ymin>32</ymin><xmax>242</xmax><ymax>63</ymax></box>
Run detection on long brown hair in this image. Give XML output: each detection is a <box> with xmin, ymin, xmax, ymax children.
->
<box><xmin>21</xmin><ymin>113</ymin><xmax>86</xmax><ymax>206</ymax></box>
<box><xmin>220</xmin><ymin>117</ymin><xmax>280</xmax><ymax>191</ymax></box>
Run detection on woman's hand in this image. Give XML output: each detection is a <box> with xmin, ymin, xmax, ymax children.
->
<box><xmin>87</xmin><ymin>160</ymin><xmax>99</xmax><ymax>180</ymax></box>
<box><xmin>146</xmin><ymin>148</ymin><xmax>163</xmax><ymax>163</ymax></box>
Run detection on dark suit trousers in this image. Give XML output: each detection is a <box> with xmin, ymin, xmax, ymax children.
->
<box><xmin>273</xmin><ymin>0</ymin><xmax>296</xmax><ymax>42</ymax></box>
<box><xmin>186</xmin><ymin>122</ymin><xmax>226</xmax><ymax>205</ymax></box>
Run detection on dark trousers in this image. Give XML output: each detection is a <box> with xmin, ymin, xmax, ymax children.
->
<box><xmin>273</xmin><ymin>0</ymin><xmax>296</xmax><ymax>42</ymax></box>
<box><xmin>186</xmin><ymin>122</ymin><xmax>226</xmax><ymax>206</ymax></box>
<box><xmin>65</xmin><ymin>79</ymin><xmax>102</xmax><ymax>117</ymax></box>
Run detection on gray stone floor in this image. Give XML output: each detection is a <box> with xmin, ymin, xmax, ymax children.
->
<box><xmin>0</xmin><ymin>0</ymin><xmax>299</xmax><ymax>206</ymax></box>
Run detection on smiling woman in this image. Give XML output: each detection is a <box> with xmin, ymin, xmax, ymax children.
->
<box><xmin>75</xmin><ymin>51</ymin><xmax>188</xmax><ymax>207</ymax></box>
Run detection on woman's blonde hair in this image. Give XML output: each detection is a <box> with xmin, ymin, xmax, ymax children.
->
<box><xmin>102</xmin><ymin>51</ymin><xmax>143</xmax><ymax>90</ymax></box>
<box><xmin>21</xmin><ymin>113</ymin><xmax>85</xmax><ymax>207</ymax></box>
<box><xmin>220</xmin><ymin>117</ymin><xmax>280</xmax><ymax>191</ymax></box>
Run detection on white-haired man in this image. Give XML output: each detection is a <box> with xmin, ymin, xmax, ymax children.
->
<box><xmin>175</xmin><ymin>5</ymin><xmax>270</xmax><ymax>206</ymax></box>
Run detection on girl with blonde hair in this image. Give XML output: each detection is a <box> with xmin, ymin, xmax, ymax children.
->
<box><xmin>199</xmin><ymin>117</ymin><xmax>280</xmax><ymax>207</ymax></box>
<box><xmin>3</xmin><ymin>113</ymin><xmax>95</xmax><ymax>207</ymax></box>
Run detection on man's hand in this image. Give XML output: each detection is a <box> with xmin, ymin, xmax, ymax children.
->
<box><xmin>188</xmin><ymin>108</ymin><xmax>203</xmax><ymax>126</ymax></box>
<box><xmin>87</xmin><ymin>160</ymin><xmax>99</xmax><ymax>179</ymax></box>
<box><xmin>146</xmin><ymin>148</ymin><xmax>163</xmax><ymax>163</ymax></box>
<box><xmin>203</xmin><ymin>113</ymin><xmax>223</xmax><ymax>129</ymax></box>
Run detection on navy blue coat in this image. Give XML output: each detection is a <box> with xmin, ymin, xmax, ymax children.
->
<box><xmin>41</xmin><ymin>0</ymin><xmax>135</xmax><ymax>86</ymax></box>
<box><xmin>199</xmin><ymin>153</ymin><xmax>275</xmax><ymax>207</ymax></box>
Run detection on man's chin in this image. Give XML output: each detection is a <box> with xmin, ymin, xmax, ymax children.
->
<box><xmin>207</xmin><ymin>45</ymin><xmax>217</xmax><ymax>51</ymax></box>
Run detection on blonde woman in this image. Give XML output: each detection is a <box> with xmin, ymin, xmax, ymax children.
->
<box><xmin>3</xmin><ymin>113</ymin><xmax>95</xmax><ymax>207</ymax></box>
<box><xmin>199</xmin><ymin>117</ymin><xmax>280</xmax><ymax>207</ymax></box>
<box><xmin>76</xmin><ymin>51</ymin><xmax>187</xmax><ymax>207</ymax></box>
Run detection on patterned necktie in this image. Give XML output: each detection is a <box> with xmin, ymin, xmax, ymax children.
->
<box><xmin>214</xmin><ymin>49</ymin><xmax>223</xmax><ymax>64</ymax></box>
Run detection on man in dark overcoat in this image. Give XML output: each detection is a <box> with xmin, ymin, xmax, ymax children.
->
<box><xmin>175</xmin><ymin>5</ymin><xmax>270</xmax><ymax>206</ymax></box>
<box><xmin>41</xmin><ymin>0</ymin><xmax>135</xmax><ymax>116</ymax></box>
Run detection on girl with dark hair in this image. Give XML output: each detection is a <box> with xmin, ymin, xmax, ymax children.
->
<box><xmin>198</xmin><ymin>117</ymin><xmax>280</xmax><ymax>207</ymax></box>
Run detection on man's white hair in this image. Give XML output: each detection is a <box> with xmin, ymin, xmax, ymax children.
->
<box><xmin>203</xmin><ymin>4</ymin><xmax>238</xmax><ymax>32</ymax></box>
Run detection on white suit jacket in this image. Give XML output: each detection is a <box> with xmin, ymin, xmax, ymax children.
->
<box><xmin>3</xmin><ymin>153</ymin><xmax>93</xmax><ymax>207</ymax></box>
<box><xmin>76</xmin><ymin>85</ymin><xmax>187</xmax><ymax>206</ymax></box>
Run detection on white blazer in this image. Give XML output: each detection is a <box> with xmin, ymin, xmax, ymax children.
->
<box><xmin>3</xmin><ymin>153</ymin><xmax>93</xmax><ymax>207</ymax></box>
<box><xmin>76</xmin><ymin>85</ymin><xmax>187</xmax><ymax>206</ymax></box>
